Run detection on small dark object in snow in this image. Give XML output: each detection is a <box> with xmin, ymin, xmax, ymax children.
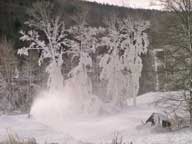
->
<box><xmin>145</xmin><ymin>112</ymin><xmax>171</xmax><ymax>128</ymax></box>
<box><xmin>162</xmin><ymin>120</ymin><xmax>171</xmax><ymax>128</ymax></box>
<box><xmin>145</xmin><ymin>113</ymin><xmax>155</xmax><ymax>126</ymax></box>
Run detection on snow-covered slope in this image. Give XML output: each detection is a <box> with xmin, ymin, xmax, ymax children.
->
<box><xmin>0</xmin><ymin>92</ymin><xmax>192</xmax><ymax>144</ymax></box>
<box><xmin>84</xmin><ymin>0</ymin><xmax>163</xmax><ymax>10</ymax></box>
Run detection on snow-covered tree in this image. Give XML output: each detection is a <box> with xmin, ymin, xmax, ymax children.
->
<box><xmin>17</xmin><ymin>1</ymin><xmax>69</xmax><ymax>91</ymax></box>
<box><xmin>100</xmin><ymin>16</ymin><xmax>150</xmax><ymax>107</ymax></box>
<box><xmin>67</xmin><ymin>24</ymin><xmax>104</xmax><ymax>113</ymax></box>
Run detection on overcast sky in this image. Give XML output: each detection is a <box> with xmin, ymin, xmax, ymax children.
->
<box><xmin>84</xmin><ymin>0</ymin><xmax>163</xmax><ymax>10</ymax></box>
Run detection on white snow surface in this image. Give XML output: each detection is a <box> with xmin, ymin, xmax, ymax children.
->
<box><xmin>84</xmin><ymin>0</ymin><xmax>163</xmax><ymax>10</ymax></box>
<box><xmin>1</xmin><ymin>92</ymin><xmax>192</xmax><ymax>144</ymax></box>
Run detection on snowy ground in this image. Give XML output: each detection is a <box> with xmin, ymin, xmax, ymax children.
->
<box><xmin>1</xmin><ymin>92</ymin><xmax>192</xmax><ymax>144</ymax></box>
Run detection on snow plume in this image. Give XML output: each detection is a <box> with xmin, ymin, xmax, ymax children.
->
<box><xmin>30</xmin><ymin>89</ymin><xmax>72</xmax><ymax>123</ymax></box>
<box><xmin>30</xmin><ymin>82</ymin><xmax>83</xmax><ymax>124</ymax></box>
<box><xmin>30</xmin><ymin>79</ymin><xmax>104</xmax><ymax>125</ymax></box>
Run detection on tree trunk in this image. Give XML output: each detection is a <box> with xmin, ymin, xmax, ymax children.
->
<box><xmin>46</xmin><ymin>61</ymin><xmax>64</xmax><ymax>91</ymax></box>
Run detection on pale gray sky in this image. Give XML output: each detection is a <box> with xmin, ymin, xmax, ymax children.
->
<box><xmin>84</xmin><ymin>0</ymin><xmax>162</xmax><ymax>10</ymax></box>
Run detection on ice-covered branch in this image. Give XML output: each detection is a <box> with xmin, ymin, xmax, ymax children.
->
<box><xmin>17</xmin><ymin>1</ymin><xmax>69</xmax><ymax>90</ymax></box>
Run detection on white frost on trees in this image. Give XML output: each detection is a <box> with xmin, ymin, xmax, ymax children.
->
<box><xmin>100</xmin><ymin>17</ymin><xmax>150</xmax><ymax>107</ymax></box>
<box><xmin>17</xmin><ymin>1</ymin><xmax>150</xmax><ymax>117</ymax></box>
<box><xmin>17</xmin><ymin>2</ymin><xmax>68</xmax><ymax>91</ymax></box>
<box><xmin>68</xmin><ymin>26</ymin><xmax>104</xmax><ymax>114</ymax></box>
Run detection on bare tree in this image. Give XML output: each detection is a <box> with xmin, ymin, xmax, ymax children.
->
<box><xmin>0</xmin><ymin>38</ymin><xmax>18</xmax><ymax>111</ymax></box>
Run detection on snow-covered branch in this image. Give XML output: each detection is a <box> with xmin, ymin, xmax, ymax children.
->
<box><xmin>17</xmin><ymin>1</ymin><xmax>69</xmax><ymax>90</ymax></box>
